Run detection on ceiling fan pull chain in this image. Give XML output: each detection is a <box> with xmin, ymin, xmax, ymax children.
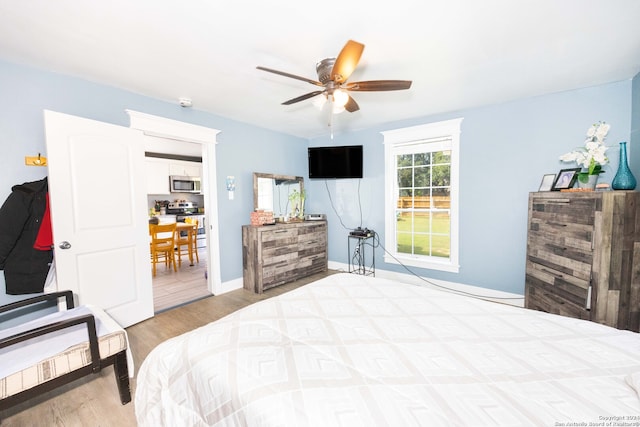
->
<box><xmin>328</xmin><ymin>99</ymin><xmax>334</xmax><ymax>140</ymax></box>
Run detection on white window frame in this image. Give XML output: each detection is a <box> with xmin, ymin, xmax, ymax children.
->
<box><xmin>381</xmin><ymin>118</ymin><xmax>462</xmax><ymax>273</ymax></box>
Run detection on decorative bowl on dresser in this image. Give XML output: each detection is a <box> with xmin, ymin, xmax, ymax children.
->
<box><xmin>524</xmin><ymin>190</ymin><xmax>640</xmax><ymax>332</ymax></box>
<box><xmin>242</xmin><ymin>221</ymin><xmax>328</xmax><ymax>293</ymax></box>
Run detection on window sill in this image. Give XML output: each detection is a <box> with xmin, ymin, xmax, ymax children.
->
<box><xmin>384</xmin><ymin>253</ymin><xmax>459</xmax><ymax>273</ymax></box>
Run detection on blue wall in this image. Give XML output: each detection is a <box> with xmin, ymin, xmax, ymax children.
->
<box><xmin>307</xmin><ymin>79</ymin><xmax>636</xmax><ymax>294</ymax></box>
<box><xmin>0</xmin><ymin>59</ymin><xmax>307</xmax><ymax>305</ymax></box>
<box><xmin>0</xmin><ymin>57</ymin><xmax>638</xmax><ymax>302</ymax></box>
<box><xmin>631</xmin><ymin>73</ymin><xmax>640</xmax><ymax>173</ymax></box>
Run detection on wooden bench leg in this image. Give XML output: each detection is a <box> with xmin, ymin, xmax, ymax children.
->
<box><xmin>113</xmin><ymin>351</ymin><xmax>131</xmax><ymax>404</ymax></box>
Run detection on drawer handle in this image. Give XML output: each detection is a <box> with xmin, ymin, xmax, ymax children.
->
<box><xmin>540</xmin><ymin>268</ymin><xmax>563</xmax><ymax>278</ymax></box>
<box><xmin>274</xmin><ymin>230</ymin><xmax>288</xmax><ymax>234</ymax></box>
<box><xmin>544</xmin><ymin>199</ymin><xmax>571</xmax><ymax>204</ymax></box>
<box><xmin>545</xmin><ymin>221</ymin><xmax>567</xmax><ymax>227</ymax></box>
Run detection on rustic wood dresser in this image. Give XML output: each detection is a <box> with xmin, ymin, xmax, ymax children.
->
<box><xmin>524</xmin><ymin>191</ymin><xmax>640</xmax><ymax>332</ymax></box>
<box><xmin>242</xmin><ymin>221</ymin><xmax>328</xmax><ymax>293</ymax></box>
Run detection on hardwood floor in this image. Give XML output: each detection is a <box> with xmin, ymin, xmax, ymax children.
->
<box><xmin>0</xmin><ymin>270</ymin><xmax>334</xmax><ymax>427</ymax></box>
<box><xmin>152</xmin><ymin>248</ymin><xmax>209</xmax><ymax>313</ymax></box>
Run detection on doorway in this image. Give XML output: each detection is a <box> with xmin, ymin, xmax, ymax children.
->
<box><xmin>127</xmin><ymin>110</ymin><xmax>222</xmax><ymax>312</ymax></box>
<box><xmin>146</xmin><ymin>148</ymin><xmax>209</xmax><ymax>312</ymax></box>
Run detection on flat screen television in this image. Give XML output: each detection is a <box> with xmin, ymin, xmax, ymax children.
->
<box><xmin>308</xmin><ymin>145</ymin><xmax>363</xmax><ymax>179</ymax></box>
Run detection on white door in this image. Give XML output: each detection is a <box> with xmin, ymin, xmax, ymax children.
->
<box><xmin>44</xmin><ymin>110</ymin><xmax>154</xmax><ymax>327</ymax></box>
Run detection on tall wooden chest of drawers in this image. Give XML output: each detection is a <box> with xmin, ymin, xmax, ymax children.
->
<box><xmin>524</xmin><ymin>191</ymin><xmax>640</xmax><ymax>331</ymax></box>
<box><xmin>242</xmin><ymin>221</ymin><xmax>328</xmax><ymax>293</ymax></box>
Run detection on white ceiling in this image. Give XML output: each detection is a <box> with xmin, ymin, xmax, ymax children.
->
<box><xmin>1</xmin><ymin>0</ymin><xmax>640</xmax><ymax>139</ymax></box>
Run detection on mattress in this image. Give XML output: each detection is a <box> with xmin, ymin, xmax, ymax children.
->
<box><xmin>135</xmin><ymin>273</ymin><xmax>640</xmax><ymax>426</ymax></box>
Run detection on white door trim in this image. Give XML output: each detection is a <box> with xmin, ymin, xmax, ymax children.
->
<box><xmin>126</xmin><ymin>110</ymin><xmax>223</xmax><ymax>296</ymax></box>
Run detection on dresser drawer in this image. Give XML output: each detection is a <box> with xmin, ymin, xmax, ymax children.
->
<box><xmin>261</xmin><ymin>227</ymin><xmax>298</xmax><ymax>244</ymax></box>
<box><xmin>261</xmin><ymin>261</ymin><xmax>300</xmax><ymax>289</ymax></box>
<box><xmin>530</xmin><ymin>194</ymin><xmax>598</xmax><ymax>221</ymax></box>
<box><xmin>525</xmin><ymin>277</ymin><xmax>591</xmax><ymax>321</ymax></box>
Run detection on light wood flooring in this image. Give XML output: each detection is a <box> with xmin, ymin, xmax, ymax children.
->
<box><xmin>0</xmin><ymin>270</ymin><xmax>335</xmax><ymax>427</ymax></box>
<box><xmin>152</xmin><ymin>248</ymin><xmax>209</xmax><ymax>313</ymax></box>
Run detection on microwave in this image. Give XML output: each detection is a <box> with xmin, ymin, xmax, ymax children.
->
<box><xmin>169</xmin><ymin>175</ymin><xmax>201</xmax><ymax>193</ymax></box>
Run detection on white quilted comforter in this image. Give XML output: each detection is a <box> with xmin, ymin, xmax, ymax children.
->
<box><xmin>135</xmin><ymin>273</ymin><xmax>640</xmax><ymax>426</ymax></box>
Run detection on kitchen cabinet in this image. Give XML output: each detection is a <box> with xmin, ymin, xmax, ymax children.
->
<box><xmin>145</xmin><ymin>158</ymin><xmax>171</xmax><ymax>195</ymax></box>
<box><xmin>242</xmin><ymin>221</ymin><xmax>327</xmax><ymax>293</ymax></box>
<box><xmin>145</xmin><ymin>157</ymin><xmax>202</xmax><ymax>195</ymax></box>
<box><xmin>524</xmin><ymin>191</ymin><xmax>640</xmax><ymax>332</ymax></box>
<box><xmin>169</xmin><ymin>160</ymin><xmax>201</xmax><ymax>177</ymax></box>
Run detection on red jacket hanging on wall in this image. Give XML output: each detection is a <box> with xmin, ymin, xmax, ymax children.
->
<box><xmin>0</xmin><ymin>177</ymin><xmax>53</xmax><ymax>294</ymax></box>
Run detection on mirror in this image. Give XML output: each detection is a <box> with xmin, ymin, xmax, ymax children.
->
<box><xmin>253</xmin><ymin>172</ymin><xmax>304</xmax><ymax>218</ymax></box>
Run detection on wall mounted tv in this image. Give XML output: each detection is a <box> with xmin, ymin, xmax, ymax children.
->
<box><xmin>308</xmin><ymin>145</ymin><xmax>363</xmax><ymax>179</ymax></box>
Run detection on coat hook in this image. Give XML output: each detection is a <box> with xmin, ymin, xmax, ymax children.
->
<box><xmin>25</xmin><ymin>153</ymin><xmax>48</xmax><ymax>166</ymax></box>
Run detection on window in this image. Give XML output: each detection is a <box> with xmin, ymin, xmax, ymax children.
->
<box><xmin>381</xmin><ymin>118</ymin><xmax>462</xmax><ymax>273</ymax></box>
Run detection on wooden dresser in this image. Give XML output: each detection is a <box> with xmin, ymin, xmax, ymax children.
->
<box><xmin>242</xmin><ymin>221</ymin><xmax>328</xmax><ymax>293</ymax></box>
<box><xmin>524</xmin><ymin>191</ymin><xmax>640</xmax><ymax>331</ymax></box>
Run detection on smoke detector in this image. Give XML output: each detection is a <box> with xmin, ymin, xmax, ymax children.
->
<box><xmin>178</xmin><ymin>97</ymin><xmax>192</xmax><ymax>108</ymax></box>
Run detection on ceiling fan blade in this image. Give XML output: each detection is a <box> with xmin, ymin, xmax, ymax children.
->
<box><xmin>282</xmin><ymin>90</ymin><xmax>325</xmax><ymax>105</ymax></box>
<box><xmin>344</xmin><ymin>96</ymin><xmax>360</xmax><ymax>113</ymax></box>
<box><xmin>256</xmin><ymin>66</ymin><xmax>324</xmax><ymax>87</ymax></box>
<box><xmin>344</xmin><ymin>80</ymin><xmax>412</xmax><ymax>91</ymax></box>
<box><xmin>331</xmin><ymin>40</ymin><xmax>364</xmax><ymax>84</ymax></box>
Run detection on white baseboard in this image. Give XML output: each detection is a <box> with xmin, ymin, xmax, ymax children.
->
<box><xmin>328</xmin><ymin>261</ymin><xmax>524</xmax><ymax>307</ymax></box>
<box><xmin>222</xmin><ymin>263</ymin><xmax>525</xmax><ymax>307</ymax></box>
<box><xmin>217</xmin><ymin>277</ymin><xmax>243</xmax><ymax>295</ymax></box>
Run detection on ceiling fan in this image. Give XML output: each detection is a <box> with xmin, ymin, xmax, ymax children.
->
<box><xmin>256</xmin><ymin>40</ymin><xmax>412</xmax><ymax>114</ymax></box>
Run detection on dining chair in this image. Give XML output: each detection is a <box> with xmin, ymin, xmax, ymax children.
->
<box><xmin>149</xmin><ymin>222</ymin><xmax>177</xmax><ymax>276</ymax></box>
<box><xmin>176</xmin><ymin>218</ymin><xmax>199</xmax><ymax>267</ymax></box>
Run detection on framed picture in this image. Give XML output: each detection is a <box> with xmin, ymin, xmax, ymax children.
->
<box><xmin>551</xmin><ymin>168</ymin><xmax>581</xmax><ymax>191</ymax></box>
<box><xmin>538</xmin><ymin>174</ymin><xmax>556</xmax><ymax>191</ymax></box>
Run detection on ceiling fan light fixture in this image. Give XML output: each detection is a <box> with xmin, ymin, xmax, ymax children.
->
<box><xmin>332</xmin><ymin>89</ymin><xmax>349</xmax><ymax>107</ymax></box>
<box><xmin>312</xmin><ymin>93</ymin><xmax>346</xmax><ymax>114</ymax></box>
<box><xmin>312</xmin><ymin>94</ymin><xmax>327</xmax><ymax>110</ymax></box>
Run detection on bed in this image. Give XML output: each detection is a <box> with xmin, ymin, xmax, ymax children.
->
<box><xmin>135</xmin><ymin>273</ymin><xmax>640</xmax><ymax>426</ymax></box>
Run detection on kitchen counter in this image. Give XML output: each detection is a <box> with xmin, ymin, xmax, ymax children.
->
<box><xmin>154</xmin><ymin>214</ymin><xmax>177</xmax><ymax>223</ymax></box>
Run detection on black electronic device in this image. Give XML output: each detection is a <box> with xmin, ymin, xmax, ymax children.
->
<box><xmin>349</xmin><ymin>227</ymin><xmax>373</xmax><ymax>238</ymax></box>
<box><xmin>308</xmin><ymin>145</ymin><xmax>363</xmax><ymax>179</ymax></box>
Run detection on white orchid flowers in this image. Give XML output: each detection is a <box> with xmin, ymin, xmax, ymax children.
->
<box><xmin>559</xmin><ymin>121</ymin><xmax>610</xmax><ymax>175</ymax></box>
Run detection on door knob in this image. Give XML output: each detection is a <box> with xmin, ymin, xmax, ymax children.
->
<box><xmin>59</xmin><ymin>241</ymin><xmax>72</xmax><ymax>250</ymax></box>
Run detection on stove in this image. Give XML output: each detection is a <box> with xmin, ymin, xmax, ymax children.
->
<box><xmin>166</xmin><ymin>201</ymin><xmax>198</xmax><ymax>215</ymax></box>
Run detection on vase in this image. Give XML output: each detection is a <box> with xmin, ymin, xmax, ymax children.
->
<box><xmin>611</xmin><ymin>141</ymin><xmax>637</xmax><ymax>190</ymax></box>
<box><xmin>576</xmin><ymin>174</ymin><xmax>598</xmax><ymax>190</ymax></box>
